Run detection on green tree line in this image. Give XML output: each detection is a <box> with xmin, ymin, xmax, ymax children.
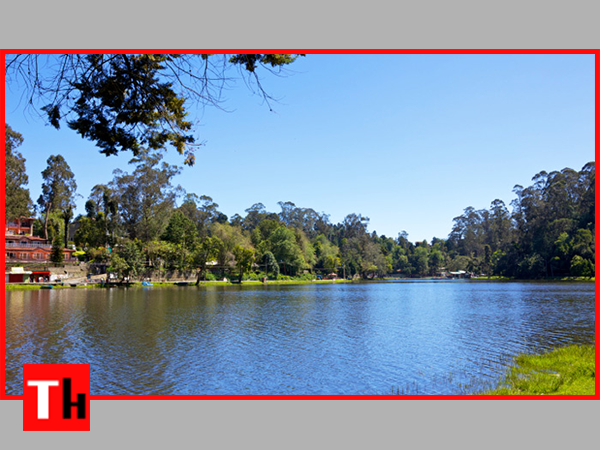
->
<box><xmin>5</xmin><ymin>123</ymin><xmax>595</xmax><ymax>280</ymax></box>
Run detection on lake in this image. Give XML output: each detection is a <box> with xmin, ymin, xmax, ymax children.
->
<box><xmin>4</xmin><ymin>280</ymin><xmax>595</xmax><ymax>395</ymax></box>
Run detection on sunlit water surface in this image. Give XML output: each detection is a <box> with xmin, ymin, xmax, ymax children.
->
<box><xmin>5</xmin><ymin>281</ymin><xmax>595</xmax><ymax>395</ymax></box>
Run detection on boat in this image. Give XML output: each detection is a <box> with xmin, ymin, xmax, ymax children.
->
<box><xmin>40</xmin><ymin>285</ymin><xmax>53</xmax><ymax>289</ymax></box>
<box><xmin>141</xmin><ymin>281</ymin><xmax>153</xmax><ymax>287</ymax></box>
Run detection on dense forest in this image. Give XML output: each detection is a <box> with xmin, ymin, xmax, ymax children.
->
<box><xmin>6</xmin><ymin>123</ymin><xmax>596</xmax><ymax>281</ymax></box>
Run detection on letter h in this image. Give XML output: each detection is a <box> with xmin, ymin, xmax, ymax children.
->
<box><xmin>62</xmin><ymin>378</ymin><xmax>86</xmax><ymax>419</ymax></box>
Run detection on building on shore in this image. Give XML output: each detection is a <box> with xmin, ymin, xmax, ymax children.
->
<box><xmin>5</xmin><ymin>217</ymin><xmax>77</xmax><ymax>265</ymax></box>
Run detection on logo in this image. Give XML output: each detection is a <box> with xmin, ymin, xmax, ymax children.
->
<box><xmin>23</xmin><ymin>364</ymin><xmax>90</xmax><ymax>431</ymax></box>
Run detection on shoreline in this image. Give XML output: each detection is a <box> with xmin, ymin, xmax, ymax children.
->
<box><xmin>5</xmin><ymin>276</ymin><xmax>594</xmax><ymax>290</ymax></box>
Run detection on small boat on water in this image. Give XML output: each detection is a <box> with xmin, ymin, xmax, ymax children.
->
<box><xmin>41</xmin><ymin>285</ymin><xmax>53</xmax><ymax>289</ymax></box>
<box><xmin>142</xmin><ymin>281</ymin><xmax>153</xmax><ymax>287</ymax></box>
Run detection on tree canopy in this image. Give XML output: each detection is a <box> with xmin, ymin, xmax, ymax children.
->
<box><xmin>7</xmin><ymin>121</ymin><xmax>594</xmax><ymax>282</ymax></box>
<box><xmin>37</xmin><ymin>154</ymin><xmax>78</xmax><ymax>240</ymax></box>
<box><xmin>5</xmin><ymin>123</ymin><xmax>33</xmax><ymax>219</ymax></box>
<box><xmin>5</xmin><ymin>54</ymin><xmax>303</xmax><ymax>166</ymax></box>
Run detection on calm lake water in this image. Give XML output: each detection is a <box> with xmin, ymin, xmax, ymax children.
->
<box><xmin>5</xmin><ymin>281</ymin><xmax>595</xmax><ymax>395</ymax></box>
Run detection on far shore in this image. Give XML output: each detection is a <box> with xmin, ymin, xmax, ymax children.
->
<box><xmin>4</xmin><ymin>276</ymin><xmax>594</xmax><ymax>290</ymax></box>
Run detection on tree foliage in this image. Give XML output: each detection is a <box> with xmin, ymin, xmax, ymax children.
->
<box><xmin>109</xmin><ymin>150</ymin><xmax>181</xmax><ymax>242</ymax></box>
<box><xmin>6</xmin><ymin>123</ymin><xmax>595</xmax><ymax>282</ymax></box>
<box><xmin>50</xmin><ymin>234</ymin><xmax>64</xmax><ymax>264</ymax></box>
<box><xmin>37</xmin><ymin>154</ymin><xmax>78</xmax><ymax>240</ymax></box>
<box><xmin>5</xmin><ymin>124</ymin><xmax>33</xmax><ymax>220</ymax></box>
<box><xmin>5</xmin><ymin>54</ymin><xmax>303</xmax><ymax>166</ymax></box>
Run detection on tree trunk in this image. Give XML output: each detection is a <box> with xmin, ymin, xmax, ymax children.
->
<box><xmin>43</xmin><ymin>201</ymin><xmax>51</xmax><ymax>241</ymax></box>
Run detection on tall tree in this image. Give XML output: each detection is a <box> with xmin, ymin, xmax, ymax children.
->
<box><xmin>88</xmin><ymin>184</ymin><xmax>120</xmax><ymax>245</ymax></box>
<box><xmin>178</xmin><ymin>193</ymin><xmax>221</xmax><ymax>238</ymax></box>
<box><xmin>37</xmin><ymin>154</ymin><xmax>78</xmax><ymax>240</ymax></box>
<box><xmin>5</xmin><ymin>123</ymin><xmax>33</xmax><ymax>220</ymax></box>
<box><xmin>110</xmin><ymin>151</ymin><xmax>181</xmax><ymax>242</ymax></box>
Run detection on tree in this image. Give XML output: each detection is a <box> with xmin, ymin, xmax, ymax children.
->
<box><xmin>232</xmin><ymin>245</ymin><xmax>255</xmax><ymax>282</ymax></box>
<box><xmin>162</xmin><ymin>210</ymin><xmax>198</xmax><ymax>247</ymax></box>
<box><xmin>570</xmin><ymin>255</ymin><xmax>594</xmax><ymax>278</ymax></box>
<box><xmin>61</xmin><ymin>206</ymin><xmax>74</xmax><ymax>248</ymax></box>
<box><xmin>110</xmin><ymin>151</ymin><xmax>181</xmax><ymax>242</ymax></box>
<box><xmin>6</xmin><ymin>54</ymin><xmax>303</xmax><ymax>166</ymax></box>
<box><xmin>178</xmin><ymin>193</ymin><xmax>221</xmax><ymax>238</ymax></box>
<box><xmin>192</xmin><ymin>236</ymin><xmax>222</xmax><ymax>284</ymax></box>
<box><xmin>37</xmin><ymin>154</ymin><xmax>78</xmax><ymax>241</ymax></box>
<box><xmin>243</xmin><ymin>203</ymin><xmax>268</xmax><ymax>231</ymax></box>
<box><xmin>109</xmin><ymin>240</ymin><xmax>144</xmax><ymax>281</ymax></box>
<box><xmin>74</xmin><ymin>214</ymin><xmax>106</xmax><ymax>251</ymax></box>
<box><xmin>268</xmin><ymin>226</ymin><xmax>306</xmax><ymax>275</ymax></box>
<box><xmin>411</xmin><ymin>246</ymin><xmax>429</xmax><ymax>275</ymax></box>
<box><xmin>50</xmin><ymin>234</ymin><xmax>64</xmax><ymax>264</ymax></box>
<box><xmin>314</xmin><ymin>234</ymin><xmax>340</xmax><ymax>274</ymax></box>
<box><xmin>5</xmin><ymin>123</ymin><xmax>33</xmax><ymax>219</ymax></box>
<box><xmin>210</xmin><ymin>222</ymin><xmax>253</xmax><ymax>276</ymax></box>
<box><xmin>88</xmin><ymin>184</ymin><xmax>120</xmax><ymax>244</ymax></box>
<box><xmin>262</xmin><ymin>251</ymin><xmax>280</xmax><ymax>279</ymax></box>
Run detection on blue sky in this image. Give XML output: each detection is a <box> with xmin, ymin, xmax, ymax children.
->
<box><xmin>4</xmin><ymin>54</ymin><xmax>595</xmax><ymax>242</ymax></box>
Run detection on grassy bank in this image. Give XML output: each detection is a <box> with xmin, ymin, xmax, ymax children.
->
<box><xmin>5</xmin><ymin>278</ymin><xmax>353</xmax><ymax>290</ymax></box>
<box><xmin>483</xmin><ymin>344</ymin><xmax>595</xmax><ymax>395</ymax></box>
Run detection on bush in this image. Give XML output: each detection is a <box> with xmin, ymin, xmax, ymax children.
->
<box><xmin>570</xmin><ymin>255</ymin><xmax>594</xmax><ymax>278</ymax></box>
<box><xmin>244</xmin><ymin>271</ymin><xmax>262</xmax><ymax>281</ymax></box>
<box><xmin>203</xmin><ymin>272</ymin><xmax>218</xmax><ymax>281</ymax></box>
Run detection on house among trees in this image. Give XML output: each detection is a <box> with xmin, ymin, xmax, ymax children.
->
<box><xmin>5</xmin><ymin>217</ymin><xmax>77</xmax><ymax>263</ymax></box>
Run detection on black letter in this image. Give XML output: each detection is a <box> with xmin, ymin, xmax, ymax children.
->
<box><xmin>62</xmin><ymin>378</ymin><xmax>86</xmax><ymax>419</ymax></box>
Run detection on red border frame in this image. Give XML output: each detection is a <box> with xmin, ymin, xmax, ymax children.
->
<box><xmin>2</xmin><ymin>49</ymin><xmax>598</xmax><ymax>401</ymax></box>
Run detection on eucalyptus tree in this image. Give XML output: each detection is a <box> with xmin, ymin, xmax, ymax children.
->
<box><xmin>37</xmin><ymin>154</ymin><xmax>78</xmax><ymax>241</ymax></box>
<box><xmin>88</xmin><ymin>184</ymin><xmax>120</xmax><ymax>245</ymax></box>
<box><xmin>109</xmin><ymin>151</ymin><xmax>182</xmax><ymax>243</ymax></box>
<box><xmin>243</xmin><ymin>203</ymin><xmax>268</xmax><ymax>231</ymax></box>
<box><xmin>178</xmin><ymin>193</ymin><xmax>222</xmax><ymax>238</ymax></box>
<box><xmin>5</xmin><ymin>123</ymin><xmax>33</xmax><ymax>220</ymax></box>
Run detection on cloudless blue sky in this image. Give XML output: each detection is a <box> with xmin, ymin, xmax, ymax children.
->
<box><xmin>4</xmin><ymin>54</ymin><xmax>595</xmax><ymax>242</ymax></box>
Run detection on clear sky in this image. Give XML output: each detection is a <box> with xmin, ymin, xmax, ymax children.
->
<box><xmin>4</xmin><ymin>53</ymin><xmax>595</xmax><ymax>242</ymax></box>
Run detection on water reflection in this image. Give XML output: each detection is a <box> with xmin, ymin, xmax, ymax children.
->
<box><xmin>5</xmin><ymin>281</ymin><xmax>595</xmax><ymax>395</ymax></box>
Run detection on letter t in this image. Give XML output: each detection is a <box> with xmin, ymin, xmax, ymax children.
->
<box><xmin>27</xmin><ymin>380</ymin><xmax>60</xmax><ymax>419</ymax></box>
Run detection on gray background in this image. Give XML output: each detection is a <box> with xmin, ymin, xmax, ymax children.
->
<box><xmin>1</xmin><ymin>1</ymin><xmax>600</xmax><ymax>49</ymax></box>
<box><xmin>2</xmin><ymin>0</ymin><xmax>598</xmax><ymax>446</ymax></box>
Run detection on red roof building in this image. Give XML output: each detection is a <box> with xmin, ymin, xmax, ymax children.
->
<box><xmin>5</xmin><ymin>217</ymin><xmax>76</xmax><ymax>264</ymax></box>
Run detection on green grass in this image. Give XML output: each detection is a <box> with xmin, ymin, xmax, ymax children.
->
<box><xmin>483</xmin><ymin>344</ymin><xmax>595</xmax><ymax>395</ymax></box>
<box><xmin>6</xmin><ymin>278</ymin><xmax>353</xmax><ymax>290</ymax></box>
<box><xmin>5</xmin><ymin>284</ymin><xmax>47</xmax><ymax>290</ymax></box>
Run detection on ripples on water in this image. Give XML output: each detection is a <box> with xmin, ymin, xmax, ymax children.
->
<box><xmin>5</xmin><ymin>281</ymin><xmax>595</xmax><ymax>395</ymax></box>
